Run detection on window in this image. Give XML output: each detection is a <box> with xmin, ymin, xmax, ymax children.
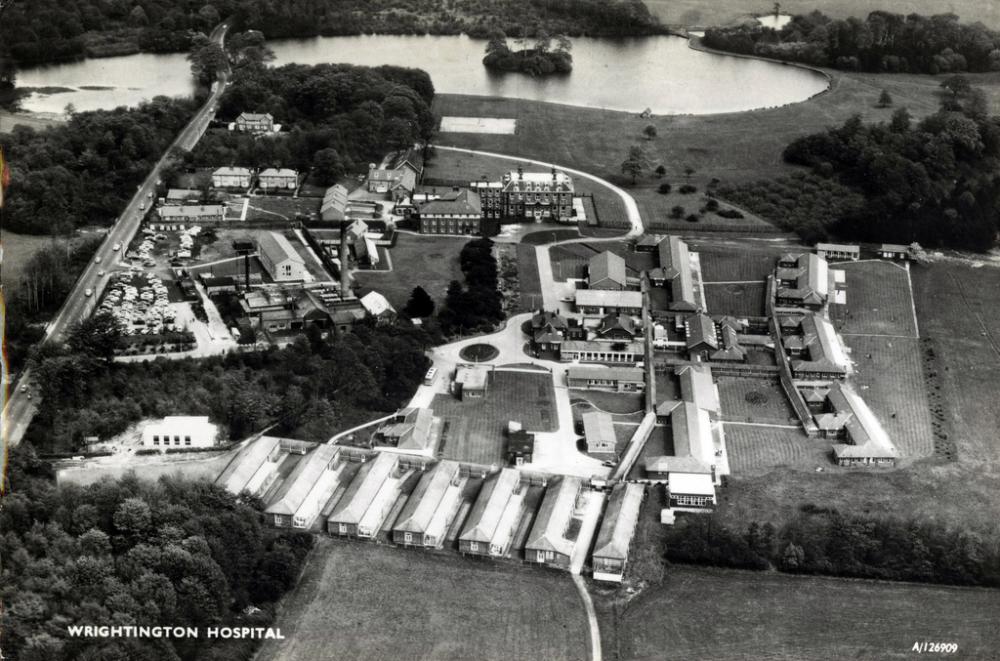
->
<box><xmin>152</xmin><ymin>435</ymin><xmax>160</xmax><ymax>445</ymax></box>
<box><xmin>403</xmin><ymin>532</ymin><xmax>413</xmax><ymax>544</ymax></box>
<box><xmin>469</xmin><ymin>541</ymin><xmax>479</xmax><ymax>552</ymax></box>
<box><xmin>184</xmin><ymin>436</ymin><xmax>191</xmax><ymax>446</ymax></box>
<box><xmin>339</xmin><ymin>523</ymin><xmax>348</xmax><ymax>534</ymax></box>
<box><xmin>174</xmin><ymin>436</ymin><xmax>181</xmax><ymax>445</ymax></box>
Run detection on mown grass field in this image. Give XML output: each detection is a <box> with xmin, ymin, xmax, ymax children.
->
<box><xmin>604</xmin><ymin>564</ymin><xmax>1000</xmax><ymax>661</ymax></box>
<box><xmin>514</xmin><ymin>243</ymin><xmax>543</xmax><ymax>312</ymax></box>
<box><xmin>723</xmin><ymin>424</ymin><xmax>827</xmax><ymax>475</ymax></box>
<box><xmin>693</xmin><ymin>243</ymin><xmax>781</xmax><ymax>282</ymax></box>
<box><xmin>717</xmin><ymin>377</ymin><xmax>797</xmax><ymax>425</ymax></box>
<box><xmin>353</xmin><ymin>233</ymin><xmax>467</xmax><ymax>310</ymax></box>
<box><xmin>830</xmin><ymin>260</ymin><xmax>918</xmax><ymax>337</ymax></box>
<box><xmin>261</xmin><ymin>536</ymin><xmax>589</xmax><ymax>661</ymax></box>
<box><xmin>703</xmin><ymin>281</ymin><xmax>767</xmax><ymax>316</ymax></box>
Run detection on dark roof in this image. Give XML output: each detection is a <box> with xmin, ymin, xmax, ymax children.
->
<box><xmin>419</xmin><ymin>189</ymin><xmax>482</xmax><ymax>217</ymax></box>
<box><xmin>589</xmin><ymin>251</ymin><xmax>627</xmax><ymax>288</ymax></box>
<box><xmin>507</xmin><ymin>430</ymin><xmax>535</xmax><ymax>455</ymax></box>
<box><xmin>685</xmin><ymin>314</ymin><xmax>718</xmax><ymax>350</ymax></box>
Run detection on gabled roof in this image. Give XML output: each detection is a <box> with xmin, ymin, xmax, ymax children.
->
<box><xmin>592</xmin><ymin>483</ymin><xmax>644</xmax><ymax>560</ymax></box>
<box><xmin>213</xmin><ymin>166</ymin><xmax>252</xmax><ymax>176</ymax></box>
<box><xmin>531</xmin><ymin>309</ymin><xmax>569</xmax><ymax>330</ymax></box>
<box><xmin>525</xmin><ymin>476</ymin><xmax>582</xmax><ymax>556</ymax></box>
<box><xmin>828</xmin><ymin>382</ymin><xmax>897</xmax><ymax>459</ymax></box>
<box><xmin>776</xmin><ymin>253</ymin><xmax>829</xmax><ymax>304</ymax></box>
<box><xmin>258</xmin><ymin>232</ymin><xmax>305</xmax><ymax>266</ymax></box>
<box><xmin>259</xmin><ymin>167</ymin><xmax>297</xmax><ymax>178</ymax></box>
<box><xmin>596</xmin><ymin>313</ymin><xmax>636</xmax><ymax>338</ymax></box>
<box><xmin>265</xmin><ymin>444</ymin><xmax>341</xmax><ymax>516</ymax></box>
<box><xmin>237</xmin><ymin>112</ymin><xmax>273</xmax><ymax>122</ymax></box>
<box><xmin>582</xmin><ymin>410</ymin><xmax>616</xmax><ymax>444</ymax></box>
<box><xmin>685</xmin><ymin>314</ymin><xmax>718</xmax><ymax>350</ymax></box>
<box><xmin>216</xmin><ymin>436</ymin><xmax>282</xmax><ymax>494</ymax></box>
<box><xmin>816</xmin><ymin>242</ymin><xmax>859</xmax><ymax>253</ymax></box>
<box><xmin>644</xmin><ymin>454</ymin><xmax>710</xmax><ymax>474</ymax></box>
<box><xmin>390</xmin><ymin>147</ymin><xmax>424</xmax><ymax>174</ymax></box>
<box><xmin>657</xmin><ymin>236</ymin><xmax>697</xmax><ymax>310</ymax></box>
<box><xmin>790</xmin><ymin>313</ymin><xmax>849</xmax><ymax>375</ymax></box>
<box><xmin>377</xmin><ymin>407</ymin><xmax>435</xmax><ymax>451</ymax></box>
<box><xmin>321</xmin><ymin>184</ymin><xmax>349</xmax><ymax>219</ymax></box>
<box><xmin>589</xmin><ymin>251</ymin><xmax>627</xmax><ymax>288</ymax></box>
<box><xmin>459</xmin><ymin>468</ymin><xmax>521</xmax><ymax>544</ymax></box>
<box><xmin>676</xmin><ymin>365</ymin><xmax>720</xmax><ymax>416</ymax></box>
<box><xmin>503</xmin><ymin>169</ymin><xmax>573</xmax><ymax>193</ymax></box>
<box><xmin>574</xmin><ymin>289</ymin><xmax>643</xmax><ymax>309</ymax></box>
<box><xmin>328</xmin><ymin>452</ymin><xmax>398</xmax><ymax>525</ymax></box>
<box><xmin>360</xmin><ymin>291</ymin><xmax>395</xmax><ymax>317</ymax></box>
<box><xmin>419</xmin><ymin>188</ymin><xmax>481</xmax><ymax>216</ymax></box>
<box><xmin>670</xmin><ymin>401</ymin><xmax>715</xmax><ymax>468</ymax></box>
<box><xmin>393</xmin><ymin>460</ymin><xmax>461</xmax><ymax>534</ymax></box>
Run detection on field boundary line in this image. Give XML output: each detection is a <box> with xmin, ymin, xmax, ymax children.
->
<box><xmin>572</xmin><ymin>573</ymin><xmax>602</xmax><ymax>661</ymax></box>
<box><xmin>845</xmin><ymin>258</ymin><xmax>909</xmax><ymax>272</ymax></box>
<box><xmin>722</xmin><ymin>421</ymin><xmax>801</xmax><ymax>430</ymax></box>
<box><xmin>702</xmin><ymin>280</ymin><xmax>766</xmax><ymax>285</ymax></box>
<box><xmin>905</xmin><ymin>262</ymin><xmax>920</xmax><ymax>338</ymax></box>
<box><xmin>841</xmin><ymin>333</ymin><xmax>919</xmax><ymax>339</ymax></box>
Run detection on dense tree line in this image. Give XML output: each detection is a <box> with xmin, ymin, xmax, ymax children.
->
<box><xmin>0</xmin><ymin>0</ymin><xmax>661</xmax><ymax>69</ymax></box>
<box><xmin>663</xmin><ymin>508</ymin><xmax>1000</xmax><ymax>588</ymax></box>
<box><xmin>439</xmin><ymin>238</ymin><xmax>504</xmax><ymax>335</ymax></box>
<box><xmin>186</xmin><ymin>62</ymin><xmax>435</xmax><ymax>178</ymax></box>
<box><xmin>26</xmin><ymin>318</ymin><xmax>433</xmax><ymax>453</ymax></box>
<box><xmin>2</xmin><ymin>97</ymin><xmax>197</xmax><ymax>235</ymax></box>
<box><xmin>0</xmin><ymin>444</ymin><xmax>313</xmax><ymax>661</ymax></box>
<box><xmin>778</xmin><ymin>93</ymin><xmax>1000</xmax><ymax>249</ymax></box>
<box><xmin>703</xmin><ymin>11</ymin><xmax>1000</xmax><ymax>74</ymax></box>
<box><xmin>483</xmin><ymin>29</ymin><xmax>573</xmax><ymax>76</ymax></box>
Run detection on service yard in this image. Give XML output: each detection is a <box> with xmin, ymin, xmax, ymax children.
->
<box><xmin>261</xmin><ymin>537</ymin><xmax>590</xmax><ymax>661</ymax></box>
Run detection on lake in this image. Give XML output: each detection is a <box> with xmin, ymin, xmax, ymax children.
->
<box><xmin>16</xmin><ymin>33</ymin><xmax>827</xmax><ymax>115</ymax></box>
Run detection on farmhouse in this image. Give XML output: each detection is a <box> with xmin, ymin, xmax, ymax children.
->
<box><xmin>581</xmin><ymin>410</ymin><xmax>617</xmax><ymax>453</ymax></box>
<box><xmin>560</xmin><ymin>340</ymin><xmax>645</xmax><ymax>364</ymax></box>
<box><xmin>501</xmin><ymin>167</ymin><xmax>574</xmax><ymax>222</ymax></box>
<box><xmin>418</xmin><ymin>188</ymin><xmax>483</xmax><ymax>235</ymax></box>
<box><xmin>141</xmin><ymin>416</ymin><xmax>217</xmax><ymax>449</ymax></box>
<box><xmin>212</xmin><ymin>166</ymin><xmax>253</xmax><ymax>189</ymax></box>
<box><xmin>392</xmin><ymin>460</ymin><xmax>464</xmax><ymax>548</ymax></box>
<box><xmin>775</xmin><ymin>253</ymin><xmax>835</xmax><ymax>309</ymax></box>
<box><xmin>588</xmin><ymin>251</ymin><xmax>628</xmax><ymax>290</ymax></box>
<box><xmin>592</xmin><ymin>482</ymin><xmax>644</xmax><ymax>583</ymax></box>
<box><xmin>567</xmin><ymin>365</ymin><xmax>645</xmax><ymax>393</ymax></box>
<box><xmin>506</xmin><ymin>423</ymin><xmax>535</xmax><ymax>466</ymax></box>
<box><xmin>656</xmin><ymin>236</ymin><xmax>699</xmax><ymax>312</ymax></box>
<box><xmin>265</xmin><ymin>444</ymin><xmax>345</xmax><ymax>529</ymax></box>
<box><xmin>258</xmin><ymin>232</ymin><xmax>308</xmax><ymax>282</ymax></box>
<box><xmin>320</xmin><ymin>184</ymin><xmax>349</xmax><ymax>221</ymax></box>
<box><xmin>574</xmin><ymin>289</ymin><xmax>643</xmax><ymax>317</ymax></box>
<box><xmin>823</xmin><ymin>383</ymin><xmax>899</xmax><ymax>467</ymax></box>
<box><xmin>459</xmin><ymin>468</ymin><xmax>525</xmax><ymax>557</ymax></box>
<box><xmin>372</xmin><ymin>407</ymin><xmax>438</xmax><ymax>453</ymax></box>
<box><xmin>258</xmin><ymin>168</ymin><xmax>299</xmax><ymax>191</ymax></box>
<box><xmin>525</xmin><ymin>476</ymin><xmax>584</xmax><ymax>570</ymax></box>
<box><xmin>216</xmin><ymin>435</ymin><xmax>286</xmax><ymax>496</ymax></box>
<box><xmin>786</xmin><ymin>313</ymin><xmax>850</xmax><ymax>380</ymax></box>
<box><xmin>327</xmin><ymin>452</ymin><xmax>405</xmax><ymax>538</ymax></box>
<box><xmin>815</xmin><ymin>243</ymin><xmax>860</xmax><ymax>261</ymax></box>
<box><xmin>235</xmin><ymin>112</ymin><xmax>274</xmax><ymax>133</ymax></box>
<box><xmin>454</xmin><ymin>364</ymin><xmax>491</xmax><ymax>400</ymax></box>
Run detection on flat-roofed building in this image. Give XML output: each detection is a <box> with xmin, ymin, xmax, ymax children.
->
<box><xmin>454</xmin><ymin>364</ymin><xmax>490</xmax><ymax>399</ymax></box>
<box><xmin>506</xmin><ymin>425</ymin><xmax>535</xmax><ymax>466</ymax></box>
<box><xmin>582</xmin><ymin>410</ymin><xmax>617</xmax><ymax>453</ymax></box>
<box><xmin>265</xmin><ymin>445</ymin><xmax>345</xmax><ymax>529</ymax></box>
<box><xmin>525</xmin><ymin>476</ymin><xmax>583</xmax><ymax>570</ymax></box>
<box><xmin>142</xmin><ymin>416</ymin><xmax>217</xmax><ymax>450</ymax></box>
<box><xmin>574</xmin><ymin>289</ymin><xmax>643</xmax><ymax>317</ymax></box>
<box><xmin>155</xmin><ymin>205</ymin><xmax>225</xmax><ymax>227</ymax></box>
<box><xmin>588</xmin><ymin>251</ymin><xmax>628</xmax><ymax>290</ymax></box>
<box><xmin>815</xmin><ymin>243</ymin><xmax>859</xmax><ymax>261</ymax></box>
<box><xmin>560</xmin><ymin>340</ymin><xmax>645</xmax><ymax>365</ymax></box>
<box><xmin>566</xmin><ymin>366</ymin><xmax>645</xmax><ymax>393</ymax></box>
<box><xmin>327</xmin><ymin>452</ymin><xmax>403</xmax><ymax>538</ymax></box>
<box><xmin>459</xmin><ymin>468</ymin><xmax>525</xmax><ymax>557</ymax></box>
<box><xmin>392</xmin><ymin>460</ymin><xmax>464</xmax><ymax>548</ymax></box>
<box><xmin>592</xmin><ymin>482</ymin><xmax>645</xmax><ymax>583</ymax></box>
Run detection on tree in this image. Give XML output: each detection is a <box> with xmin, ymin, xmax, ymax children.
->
<box><xmin>312</xmin><ymin>148</ymin><xmax>344</xmax><ymax>186</ymax></box>
<box><xmin>643</xmin><ymin>124</ymin><xmax>657</xmax><ymax>140</ymax></box>
<box><xmin>403</xmin><ymin>286</ymin><xmax>435</xmax><ymax>318</ymax></box>
<box><xmin>890</xmin><ymin>107</ymin><xmax>911</xmax><ymax>132</ymax></box>
<box><xmin>940</xmin><ymin>74</ymin><xmax>971</xmax><ymax>109</ymax></box>
<box><xmin>485</xmin><ymin>29</ymin><xmax>509</xmax><ymax>55</ymax></box>
<box><xmin>621</xmin><ymin>145</ymin><xmax>648</xmax><ymax>184</ymax></box>
<box><xmin>66</xmin><ymin>311</ymin><xmax>122</xmax><ymax>363</ymax></box>
<box><xmin>187</xmin><ymin>34</ymin><xmax>227</xmax><ymax>86</ymax></box>
<box><xmin>877</xmin><ymin>89</ymin><xmax>893</xmax><ymax>108</ymax></box>
<box><xmin>555</xmin><ymin>34</ymin><xmax>572</xmax><ymax>54</ymax></box>
<box><xmin>670</xmin><ymin>205</ymin><xmax>685</xmax><ymax>219</ymax></box>
<box><xmin>655</xmin><ymin>164</ymin><xmax>667</xmax><ymax>177</ymax></box>
<box><xmin>534</xmin><ymin>29</ymin><xmax>552</xmax><ymax>53</ymax></box>
<box><xmin>226</xmin><ymin>30</ymin><xmax>275</xmax><ymax>70</ymax></box>
<box><xmin>684</xmin><ymin>165</ymin><xmax>696</xmax><ymax>179</ymax></box>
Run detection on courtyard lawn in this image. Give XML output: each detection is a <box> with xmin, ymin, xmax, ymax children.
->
<box><xmin>723</xmin><ymin>424</ymin><xmax>827</xmax><ymax>475</ymax></box>
<box><xmin>433</xmin><ymin>369</ymin><xmax>558</xmax><ymax>465</ymax></box>
<box><xmin>604</xmin><ymin>564</ymin><xmax>1000</xmax><ymax>661</ymax></box>
<box><xmin>353</xmin><ymin>233</ymin><xmax>467</xmax><ymax>311</ymax></box>
<box><xmin>703</xmin><ymin>281</ymin><xmax>767</xmax><ymax>316</ymax></box>
<box><xmin>261</xmin><ymin>536</ymin><xmax>589</xmax><ymax>661</ymax></box>
<box><xmin>717</xmin><ymin>377</ymin><xmax>796</xmax><ymax>425</ymax></box>
<box><xmin>692</xmin><ymin>242</ymin><xmax>784</xmax><ymax>282</ymax></box>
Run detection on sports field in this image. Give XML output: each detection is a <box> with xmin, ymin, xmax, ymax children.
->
<box><xmin>606</xmin><ymin>564</ymin><xmax>1000</xmax><ymax>661</ymax></box>
<box><xmin>261</xmin><ymin>537</ymin><xmax>589</xmax><ymax>661</ymax></box>
<box><xmin>830</xmin><ymin>260</ymin><xmax>918</xmax><ymax>337</ymax></box>
<box><xmin>432</xmin><ymin>369</ymin><xmax>558</xmax><ymax>465</ymax></box>
<box><xmin>440</xmin><ymin>116</ymin><xmax>517</xmax><ymax>134</ymax></box>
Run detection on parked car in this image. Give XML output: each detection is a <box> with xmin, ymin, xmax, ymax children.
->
<box><xmin>113</xmin><ymin>243</ymin><xmax>121</xmax><ymax>251</ymax></box>
<box><xmin>95</xmin><ymin>256</ymin><xmax>102</xmax><ymax>263</ymax></box>
<box><xmin>84</xmin><ymin>288</ymin><xmax>94</xmax><ymax>297</ymax></box>
<box><xmin>98</xmin><ymin>270</ymin><xmax>105</xmax><ymax>276</ymax></box>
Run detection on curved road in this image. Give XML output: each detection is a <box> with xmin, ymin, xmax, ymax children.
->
<box><xmin>1</xmin><ymin>21</ymin><xmax>232</xmax><ymax>472</ymax></box>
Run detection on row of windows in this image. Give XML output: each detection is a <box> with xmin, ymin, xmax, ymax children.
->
<box><xmin>672</xmin><ymin>495</ymin><xmax>714</xmax><ymax>507</ymax></box>
<box><xmin>152</xmin><ymin>435</ymin><xmax>192</xmax><ymax>446</ymax></box>
<box><xmin>565</xmin><ymin>352</ymin><xmax>638</xmax><ymax>362</ymax></box>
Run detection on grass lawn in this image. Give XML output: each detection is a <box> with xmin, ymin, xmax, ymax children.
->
<box><xmin>353</xmin><ymin>233</ymin><xmax>467</xmax><ymax>311</ymax></box>
<box><xmin>433</xmin><ymin>369</ymin><xmax>558</xmax><ymax>465</ymax></box>
<box><xmin>569</xmin><ymin>389</ymin><xmax>645</xmax><ymax>415</ymax></box>
<box><xmin>515</xmin><ymin>244</ymin><xmax>543</xmax><ymax>312</ymax></box>
<box><xmin>717</xmin><ymin>377</ymin><xmax>797</xmax><ymax>425</ymax></box>
<box><xmin>633</xmin><ymin>186</ymin><xmax>778</xmax><ymax>233</ymax></box>
<box><xmin>830</xmin><ymin>260</ymin><xmax>918</xmax><ymax>337</ymax></box>
<box><xmin>703</xmin><ymin>281</ymin><xmax>767</xmax><ymax>316</ymax></box>
<box><xmin>724</xmin><ymin>424</ymin><xmax>828</xmax><ymax>475</ymax></box>
<box><xmin>261</xmin><ymin>536</ymin><xmax>589</xmax><ymax>661</ymax></box>
<box><xmin>243</xmin><ymin>196</ymin><xmax>320</xmax><ymax>222</ymax></box>
<box><xmin>644</xmin><ymin>0</ymin><xmax>1000</xmax><ymax>30</ymax></box>
<box><xmin>603</xmin><ymin>564</ymin><xmax>1000</xmax><ymax>661</ymax></box>
<box><xmin>1</xmin><ymin>230</ymin><xmax>64</xmax><ymax>288</ymax></box>
<box><xmin>693</xmin><ymin>242</ymin><xmax>783</xmax><ymax>282</ymax></box>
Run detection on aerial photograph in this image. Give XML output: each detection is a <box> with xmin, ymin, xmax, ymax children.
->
<box><xmin>1</xmin><ymin>0</ymin><xmax>999</xmax><ymax>659</ymax></box>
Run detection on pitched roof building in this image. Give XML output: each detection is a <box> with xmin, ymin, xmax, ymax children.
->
<box><xmin>327</xmin><ymin>452</ymin><xmax>403</xmax><ymax>538</ymax></box>
<box><xmin>588</xmin><ymin>251</ymin><xmax>628</xmax><ymax>290</ymax></box>
<box><xmin>787</xmin><ymin>313</ymin><xmax>850</xmax><ymax>379</ymax></box>
<box><xmin>582</xmin><ymin>410</ymin><xmax>617</xmax><ymax>453</ymax></box>
<box><xmin>592</xmin><ymin>482</ymin><xmax>644</xmax><ymax>583</ymax></box>
<box><xmin>265</xmin><ymin>444</ymin><xmax>344</xmax><ymax>529</ymax></box>
<box><xmin>257</xmin><ymin>232</ymin><xmax>308</xmax><ymax>282</ymax></box>
<box><xmin>392</xmin><ymin>460</ymin><xmax>464</xmax><ymax>548</ymax></box>
<box><xmin>321</xmin><ymin>184</ymin><xmax>349</xmax><ymax>221</ymax></box>
<box><xmin>459</xmin><ymin>468</ymin><xmax>524</xmax><ymax>557</ymax></box>
<box><xmin>825</xmin><ymin>382</ymin><xmax>898</xmax><ymax>466</ymax></box>
<box><xmin>775</xmin><ymin>253</ymin><xmax>831</xmax><ymax>309</ymax></box>
<box><xmin>657</xmin><ymin>236</ymin><xmax>698</xmax><ymax>311</ymax></box>
<box><xmin>525</xmin><ymin>476</ymin><xmax>583</xmax><ymax>569</ymax></box>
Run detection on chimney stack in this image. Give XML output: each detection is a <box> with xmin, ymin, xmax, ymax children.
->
<box><xmin>340</xmin><ymin>220</ymin><xmax>353</xmax><ymax>299</ymax></box>
<box><xmin>517</xmin><ymin>166</ymin><xmax>523</xmax><ymax>181</ymax></box>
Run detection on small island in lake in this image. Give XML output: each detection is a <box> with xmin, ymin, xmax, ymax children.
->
<box><xmin>483</xmin><ymin>29</ymin><xmax>572</xmax><ymax>77</ymax></box>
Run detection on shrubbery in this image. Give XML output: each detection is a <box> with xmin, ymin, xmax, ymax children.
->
<box><xmin>678</xmin><ymin>184</ymin><xmax>698</xmax><ymax>194</ymax></box>
<box><xmin>439</xmin><ymin>238</ymin><xmax>504</xmax><ymax>335</ymax></box>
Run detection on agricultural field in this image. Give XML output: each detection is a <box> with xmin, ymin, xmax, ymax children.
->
<box><xmin>830</xmin><ymin>260</ymin><xmax>918</xmax><ymax>337</ymax></box>
<box><xmin>353</xmin><ymin>233</ymin><xmax>467</xmax><ymax>311</ymax></box>
<box><xmin>261</xmin><ymin>537</ymin><xmax>589</xmax><ymax>661</ymax></box>
<box><xmin>717</xmin><ymin>377</ymin><xmax>797</xmax><ymax>425</ymax></box>
<box><xmin>703</xmin><ymin>281</ymin><xmax>767</xmax><ymax>316</ymax></box>
<box><xmin>604</xmin><ymin>564</ymin><xmax>1000</xmax><ymax>661</ymax></box>
<box><xmin>432</xmin><ymin>369</ymin><xmax>558</xmax><ymax>465</ymax></box>
<box><xmin>723</xmin><ymin>424</ymin><xmax>827</xmax><ymax>475</ymax></box>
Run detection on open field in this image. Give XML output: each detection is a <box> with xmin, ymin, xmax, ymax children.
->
<box><xmin>724</xmin><ymin>424</ymin><xmax>827</xmax><ymax>475</ymax></box>
<box><xmin>353</xmin><ymin>233</ymin><xmax>467</xmax><ymax>310</ymax></box>
<box><xmin>433</xmin><ymin>369</ymin><xmax>557</xmax><ymax>465</ymax></box>
<box><xmin>261</xmin><ymin>536</ymin><xmax>589</xmax><ymax>661</ymax></box>
<box><xmin>645</xmin><ymin>0</ymin><xmax>1000</xmax><ymax>30</ymax></box>
<box><xmin>717</xmin><ymin>377</ymin><xmax>797</xmax><ymax>425</ymax></box>
<box><xmin>703</xmin><ymin>282</ymin><xmax>766</xmax><ymax>316</ymax></box>
<box><xmin>56</xmin><ymin>450</ymin><xmax>233</xmax><ymax>486</ymax></box>
<box><xmin>604</xmin><ymin>564</ymin><xmax>1000</xmax><ymax>661</ymax></box>
<box><xmin>844</xmin><ymin>335</ymin><xmax>934</xmax><ymax>459</ymax></box>
<box><xmin>831</xmin><ymin>260</ymin><xmax>918</xmax><ymax>337</ymax></box>
<box><xmin>1</xmin><ymin>230</ymin><xmax>64</xmax><ymax>288</ymax></box>
<box><xmin>0</xmin><ymin>110</ymin><xmax>64</xmax><ymax>133</ymax></box>
<box><xmin>633</xmin><ymin>186</ymin><xmax>778</xmax><ymax>233</ymax></box>
<box><xmin>440</xmin><ymin>116</ymin><xmax>517</xmax><ymax>134</ymax></box>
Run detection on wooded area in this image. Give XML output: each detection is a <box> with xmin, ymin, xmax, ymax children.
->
<box><xmin>704</xmin><ymin>11</ymin><xmax>1000</xmax><ymax>74</ymax></box>
<box><xmin>438</xmin><ymin>238</ymin><xmax>505</xmax><ymax>335</ymax></box>
<box><xmin>0</xmin><ymin>444</ymin><xmax>313</xmax><ymax>661</ymax></box>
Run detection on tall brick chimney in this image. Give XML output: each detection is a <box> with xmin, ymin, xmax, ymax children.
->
<box><xmin>340</xmin><ymin>220</ymin><xmax>352</xmax><ymax>299</ymax></box>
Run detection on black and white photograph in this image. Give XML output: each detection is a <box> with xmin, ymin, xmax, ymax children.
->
<box><xmin>1</xmin><ymin>1</ymin><xmax>999</xmax><ymax>659</ymax></box>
